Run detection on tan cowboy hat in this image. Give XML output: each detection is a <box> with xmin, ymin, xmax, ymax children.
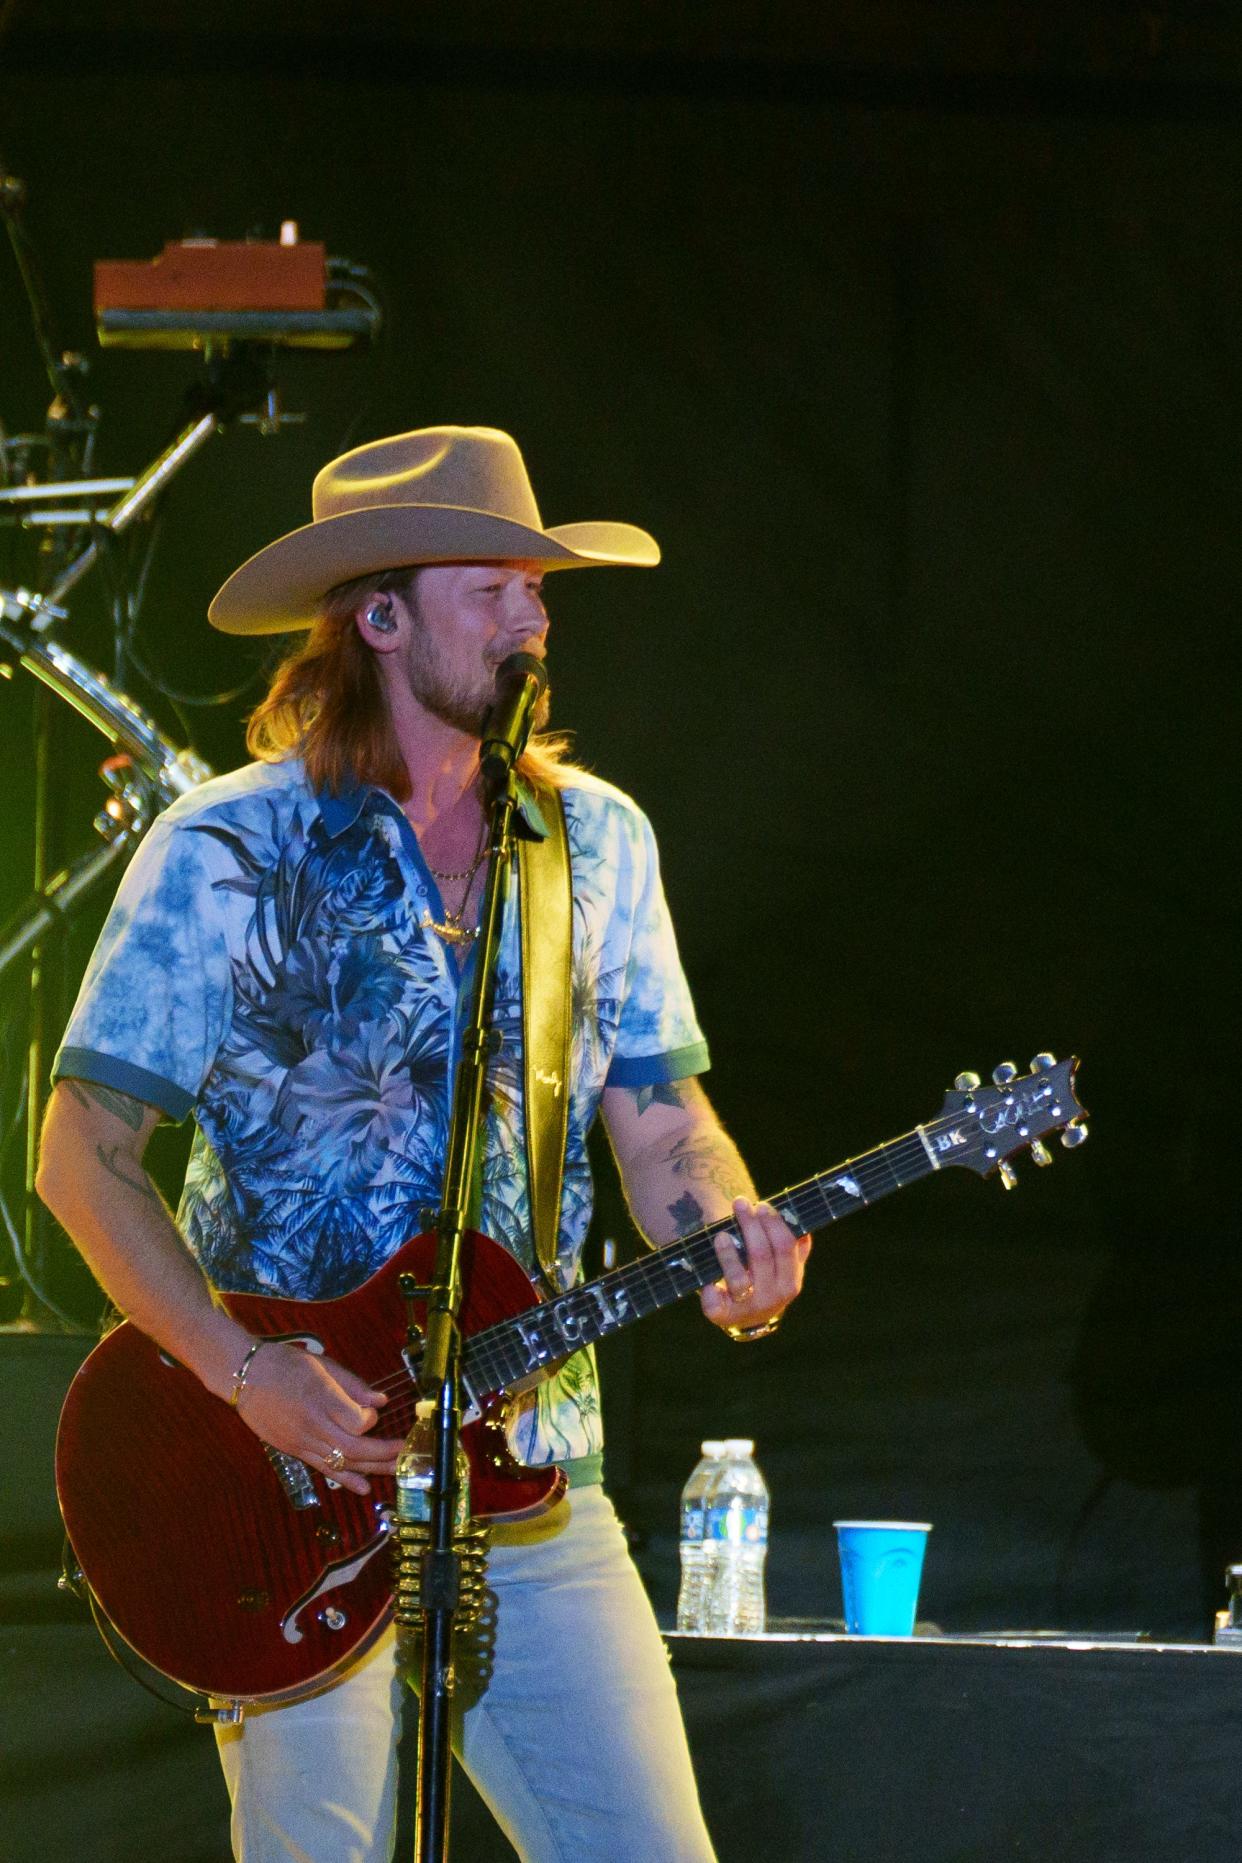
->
<box><xmin>208</xmin><ymin>424</ymin><xmax>660</xmax><ymax>635</ymax></box>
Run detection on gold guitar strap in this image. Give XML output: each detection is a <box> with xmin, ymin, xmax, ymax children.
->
<box><xmin>517</xmin><ymin>787</ymin><xmax>573</xmax><ymax>1297</ymax></box>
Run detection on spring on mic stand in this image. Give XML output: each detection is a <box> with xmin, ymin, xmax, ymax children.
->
<box><xmin>392</xmin><ymin>1517</ymin><xmax>491</xmax><ymax>1633</ymax></box>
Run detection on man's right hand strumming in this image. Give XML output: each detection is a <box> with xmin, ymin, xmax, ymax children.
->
<box><xmin>224</xmin><ymin>1339</ymin><xmax>404</xmax><ymax>1495</ymax></box>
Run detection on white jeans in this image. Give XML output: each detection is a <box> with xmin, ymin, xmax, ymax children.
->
<box><xmin>215</xmin><ymin>1486</ymin><xmax>716</xmax><ymax>1862</ymax></box>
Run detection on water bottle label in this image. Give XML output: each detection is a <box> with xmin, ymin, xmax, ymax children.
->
<box><xmin>396</xmin><ymin>1462</ymin><xmax>472</xmax><ymax>1530</ymax></box>
<box><xmin>396</xmin><ymin>1475</ymin><xmax>433</xmax><ymax>1524</ymax></box>
<box><xmin>683</xmin><ymin>1513</ymin><xmax>705</xmax><ymax>1544</ymax></box>
<box><xmin>705</xmin><ymin>1502</ymin><xmax>768</xmax><ymax>1544</ymax></box>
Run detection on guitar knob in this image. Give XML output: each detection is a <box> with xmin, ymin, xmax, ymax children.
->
<box><xmin>1030</xmin><ymin>1052</ymin><xmax>1057</xmax><ymax>1072</ymax></box>
<box><xmin>954</xmin><ymin>1071</ymin><xmax>981</xmax><ymax>1093</ymax></box>
<box><xmin>992</xmin><ymin>1061</ymin><xmax>1018</xmax><ymax>1087</ymax></box>
<box><xmin>1029</xmin><ymin>1140</ymin><xmax>1052</xmax><ymax>1167</ymax></box>
<box><xmin>998</xmin><ymin>1158</ymin><xmax>1018</xmax><ymax>1190</ymax></box>
<box><xmin>1061</xmin><ymin>1120</ymin><xmax>1089</xmax><ymax>1149</ymax></box>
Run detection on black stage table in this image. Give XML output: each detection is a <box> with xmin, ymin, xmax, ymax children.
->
<box><xmin>6</xmin><ymin>1622</ymin><xmax>1242</xmax><ymax>1860</ymax></box>
<box><xmin>6</xmin><ymin>1332</ymin><xmax>1240</xmax><ymax>1859</ymax></box>
<box><xmin>667</xmin><ymin>1628</ymin><xmax>1242</xmax><ymax>1861</ymax></box>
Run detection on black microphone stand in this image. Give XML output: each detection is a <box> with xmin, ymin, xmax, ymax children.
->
<box><xmin>412</xmin><ymin>738</ymin><xmax>530</xmax><ymax>1862</ymax></box>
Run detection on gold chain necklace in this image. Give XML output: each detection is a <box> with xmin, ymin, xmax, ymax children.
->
<box><xmin>423</xmin><ymin>822</ymin><xmax>489</xmax><ymax>949</ymax></box>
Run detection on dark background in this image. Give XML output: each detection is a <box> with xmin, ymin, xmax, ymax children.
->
<box><xmin>1</xmin><ymin>2</ymin><xmax>1238</xmax><ymax>1655</ymax></box>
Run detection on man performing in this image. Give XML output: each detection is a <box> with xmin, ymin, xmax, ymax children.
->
<box><xmin>37</xmin><ymin>425</ymin><xmax>810</xmax><ymax>1862</ymax></box>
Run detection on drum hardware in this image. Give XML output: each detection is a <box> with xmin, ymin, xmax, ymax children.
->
<box><xmin>238</xmin><ymin>385</ymin><xmax>308</xmax><ymax>438</ymax></box>
<box><xmin>0</xmin><ymin>478</ymin><xmax>137</xmax><ymax>530</ymax></box>
<box><xmin>0</xmin><ymin>585</ymin><xmax>66</xmax><ymax>630</ymax></box>
<box><xmin>0</xmin><ymin>162</ymin><xmax>383</xmax><ymax>1327</ymax></box>
<box><xmin>0</xmin><ymin>808</ymin><xmax>141</xmax><ymax>984</ymax></box>
<box><xmin>0</xmin><ymin>614</ymin><xmax>214</xmax><ymax>804</ymax></box>
<box><xmin>0</xmin><ymin>479</ymin><xmax>135</xmax><ymax>501</ymax></box>
<box><xmin>39</xmin><ymin>409</ymin><xmax>220</xmax><ymax>614</ymax></box>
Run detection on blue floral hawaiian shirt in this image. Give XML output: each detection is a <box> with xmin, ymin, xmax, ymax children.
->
<box><xmin>54</xmin><ymin>757</ymin><xmax>709</xmax><ymax>1472</ymax></box>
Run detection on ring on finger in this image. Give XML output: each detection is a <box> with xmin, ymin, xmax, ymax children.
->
<box><xmin>326</xmin><ymin>1446</ymin><xmax>346</xmax><ymax>1472</ymax></box>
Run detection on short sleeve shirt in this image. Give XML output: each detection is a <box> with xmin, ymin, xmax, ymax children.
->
<box><xmin>54</xmin><ymin>757</ymin><xmax>709</xmax><ymax>1469</ymax></box>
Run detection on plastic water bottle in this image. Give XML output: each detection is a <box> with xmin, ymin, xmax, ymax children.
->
<box><xmin>393</xmin><ymin>1402</ymin><xmax>472</xmax><ymax>1671</ymax></box>
<box><xmin>702</xmin><ymin>1438</ymin><xmax>769</xmax><ymax>1635</ymax></box>
<box><xmin>394</xmin><ymin>1402</ymin><xmax>472</xmax><ymax>1530</ymax></box>
<box><xmin>677</xmin><ymin>1440</ymin><xmax>727</xmax><ymax>1631</ymax></box>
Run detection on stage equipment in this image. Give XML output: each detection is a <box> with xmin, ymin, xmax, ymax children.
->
<box><xmin>1213</xmin><ymin>1565</ymin><xmax>1242</xmax><ymax>1645</ymax></box>
<box><xmin>479</xmin><ymin>651</ymin><xmax>547</xmax><ymax>790</ymax></box>
<box><xmin>391</xmin><ymin>1402</ymin><xmax>492</xmax><ymax>1638</ymax></box>
<box><xmin>0</xmin><ymin>163</ymin><xmax>383</xmax><ymax>1326</ymax></box>
<box><xmin>0</xmin><ymin>600</ymin><xmax>211</xmax><ymax>808</ymax></box>
<box><xmin>403</xmin><ymin>656</ymin><xmax>551</xmax><ymax>1861</ymax></box>
<box><xmin>93</xmin><ymin>228</ymin><xmax>382</xmax><ymax>352</ymax></box>
<box><xmin>54</xmin><ymin>1056</ymin><xmax>1087</xmax><ymax>1706</ymax></box>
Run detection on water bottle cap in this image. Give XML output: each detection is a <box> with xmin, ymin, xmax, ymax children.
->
<box><xmin>722</xmin><ymin>1437</ymin><xmax>755</xmax><ymax>1456</ymax></box>
<box><xmin>700</xmin><ymin>1440</ymin><xmax>727</xmax><ymax>1457</ymax></box>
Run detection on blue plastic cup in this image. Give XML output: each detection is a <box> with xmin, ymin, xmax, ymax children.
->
<box><xmin>833</xmin><ymin>1520</ymin><xmax>932</xmax><ymax>1636</ymax></box>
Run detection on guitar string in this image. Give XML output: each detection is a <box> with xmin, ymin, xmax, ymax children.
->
<box><xmin>360</xmin><ymin>1100</ymin><xmax>1069</xmax><ymax>1409</ymax></box>
<box><xmin>276</xmin><ymin>1102</ymin><xmax>1073</xmax><ymax>1467</ymax></box>
<box><xmin>379</xmin><ymin>1129</ymin><xmax>958</xmax><ymax>1400</ymax></box>
<box><xmin>363</xmin><ymin>1131</ymin><xmax>938</xmax><ymax>1407</ymax></box>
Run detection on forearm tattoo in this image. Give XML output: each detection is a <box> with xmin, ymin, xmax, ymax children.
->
<box><xmin>661</xmin><ymin>1133</ymin><xmax>748</xmax><ymax>1242</ymax></box>
<box><xmin>95</xmin><ymin>1144</ymin><xmax>163</xmax><ymax>1206</ymax></box>
<box><xmin>65</xmin><ymin>1078</ymin><xmax>147</xmax><ymax>1132</ymax></box>
<box><xmin>665</xmin><ymin>1130</ymin><xmax>742</xmax><ymax>1197</ymax></box>
<box><xmin>616</xmin><ymin>1078</ymin><xmax>746</xmax><ymax>1243</ymax></box>
<box><xmin>667</xmin><ymin>1190</ymin><xmax>706</xmax><ymax>1235</ymax></box>
<box><xmin>63</xmin><ymin>1080</ymin><xmax>161</xmax><ymax>1205</ymax></box>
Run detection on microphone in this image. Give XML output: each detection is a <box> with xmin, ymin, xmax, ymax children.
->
<box><xmin>479</xmin><ymin>651</ymin><xmax>547</xmax><ymax>791</ymax></box>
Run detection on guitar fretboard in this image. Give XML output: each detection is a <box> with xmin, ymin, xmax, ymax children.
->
<box><xmin>462</xmin><ymin>1126</ymin><xmax>938</xmax><ymax>1401</ymax></box>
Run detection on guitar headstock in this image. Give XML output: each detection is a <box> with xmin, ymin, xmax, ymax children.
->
<box><xmin>925</xmin><ymin>1054</ymin><xmax>1086</xmax><ymax>1184</ymax></box>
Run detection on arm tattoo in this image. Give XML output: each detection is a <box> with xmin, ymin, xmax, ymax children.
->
<box><xmin>665</xmin><ymin>1131</ymin><xmax>741</xmax><ymax>1199</ymax></box>
<box><xmin>623</xmin><ymin>1080</ymin><xmax>691</xmax><ymax>1116</ymax></box>
<box><xmin>95</xmin><ymin>1144</ymin><xmax>163</xmax><ymax>1206</ymax></box>
<box><xmin>65</xmin><ymin>1078</ymin><xmax>148</xmax><ymax>1132</ymax></box>
<box><xmin>667</xmin><ymin>1191</ymin><xmax>705</xmax><ymax>1236</ymax></box>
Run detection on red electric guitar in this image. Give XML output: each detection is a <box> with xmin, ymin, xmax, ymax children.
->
<box><xmin>55</xmin><ymin>1055</ymin><xmax>1086</xmax><ymax>1704</ymax></box>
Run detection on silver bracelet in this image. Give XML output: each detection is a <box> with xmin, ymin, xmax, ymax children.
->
<box><xmin>228</xmin><ymin>1337</ymin><xmax>274</xmax><ymax>1407</ymax></box>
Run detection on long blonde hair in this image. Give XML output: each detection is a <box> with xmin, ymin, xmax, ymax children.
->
<box><xmin>246</xmin><ymin>567</ymin><xmax>580</xmax><ymax>798</ymax></box>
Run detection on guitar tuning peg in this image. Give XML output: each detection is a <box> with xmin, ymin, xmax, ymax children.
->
<box><xmin>954</xmin><ymin>1071</ymin><xmax>981</xmax><ymax>1093</ymax></box>
<box><xmin>1030</xmin><ymin>1139</ymin><xmax>1052</xmax><ymax>1167</ymax></box>
<box><xmin>998</xmin><ymin>1158</ymin><xmax>1018</xmax><ymax>1190</ymax></box>
<box><xmin>1061</xmin><ymin>1120</ymin><xmax>1088</xmax><ymax>1149</ymax></box>
<box><xmin>992</xmin><ymin>1061</ymin><xmax>1018</xmax><ymax>1088</ymax></box>
<box><xmin>1030</xmin><ymin>1052</ymin><xmax>1057</xmax><ymax>1072</ymax></box>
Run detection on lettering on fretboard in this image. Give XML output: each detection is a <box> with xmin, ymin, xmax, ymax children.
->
<box><xmin>462</xmin><ymin>1129</ymin><xmax>942</xmax><ymax>1401</ymax></box>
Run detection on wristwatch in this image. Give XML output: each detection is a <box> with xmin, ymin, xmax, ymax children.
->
<box><xmin>725</xmin><ymin>1314</ymin><xmax>783</xmax><ymax>1343</ymax></box>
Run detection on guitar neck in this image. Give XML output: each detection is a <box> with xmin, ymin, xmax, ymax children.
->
<box><xmin>462</xmin><ymin>1125</ymin><xmax>938</xmax><ymax>1400</ymax></box>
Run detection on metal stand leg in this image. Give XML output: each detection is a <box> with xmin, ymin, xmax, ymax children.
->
<box><xmin>21</xmin><ymin>682</ymin><xmax>56</xmax><ymax>1326</ymax></box>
